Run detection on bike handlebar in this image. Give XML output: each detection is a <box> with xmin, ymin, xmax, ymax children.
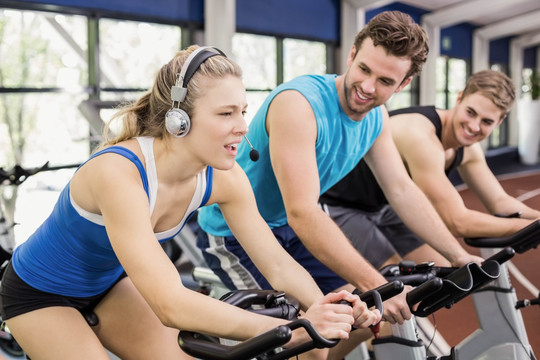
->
<box><xmin>219</xmin><ymin>289</ymin><xmax>299</xmax><ymax>321</ymax></box>
<box><xmin>179</xmin><ymin>324</ymin><xmax>293</xmax><ymax>360</ymax></box>
<box><xmin>406</xmin><ymin>277</ymin><xmax>444</xmax><ymax>307</ymax></box>
<box><xmin>387</xmin><ymin>247</ymin><xmax>516</xmax><ymax>317</ymax></box>
<box><xmin>178</xmin><ymin>286</ymin><xmax>393</xmax><ymax>360</ymax></box>
<box><xmin>465</xmin><ymin>219</ymin><xmax>540</xmax><ymax>254</ymax></box>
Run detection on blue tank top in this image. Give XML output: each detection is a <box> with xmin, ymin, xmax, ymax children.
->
<box><xmin>12</xmin><ymin>139</ymin><xmax>213</xmax><ymax>297</ymax></box>
<box><xmin>198</xmin><ymin>74</ymin><xmax>383</xmax><ymax>236</ymax></box>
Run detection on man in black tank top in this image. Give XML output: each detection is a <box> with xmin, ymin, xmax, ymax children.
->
<box><xmin>320</xmin><ymin>70</ymin><xmax>540</xmax><ymax>269</ymax></box>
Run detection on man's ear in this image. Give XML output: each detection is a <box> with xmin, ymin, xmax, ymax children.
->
<box><xmin>347</xmin><ymin>45</ymin><xmax>357</xmax><ymax>68</ymax></box>
<box><xmin>456</xmin><ymin>91</ymin><xmax>464</xmax><ymax>103</ymax></box>
<box><xmin>395</xmin><ymin>76</ymin><xmax>413</xmax><ymax>93</ymax></box>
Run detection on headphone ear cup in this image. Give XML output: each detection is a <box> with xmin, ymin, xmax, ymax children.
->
<box><xmin>165</xmin><ymin>108</ymin><xmax>191</xmax><ymax>138</ymax></box>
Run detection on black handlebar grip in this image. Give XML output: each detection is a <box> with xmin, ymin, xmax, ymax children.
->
<box><xmin>179</xmin><ymin>325</ymin><xmax>292</xmax><ymax>360</ymax></box>
<box><xmin>374</xmin><ymin>280</ymin><xmax>405</xmax><ymax>301</ymax></box>
<box><xmin>358</xmin><ymin>289</ymin><xmax>384</xmax><ymax>316</ymax></box>
<box><xmin>483</xmin><ymin>246</ymin><xmax>515</xmax><ymax>264</ymax></box>
<box><xmin>353</xmin><ymin>280</ymin><xmax>404</xmax><ymax>306</ymax></box>
<box><xmin>406</xmin><ymin>277</ymin><xmax>443</xmax><ymax>307</ymax></box>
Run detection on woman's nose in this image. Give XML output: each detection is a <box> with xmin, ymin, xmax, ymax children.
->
<box><xmin>235</xmin><ymin>116</ymin><xmax>248</xmax><ymax>136</ymax></box>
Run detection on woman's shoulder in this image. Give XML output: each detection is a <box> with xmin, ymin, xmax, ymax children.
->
<box><xmin>205</xmin><ymin>163</ymin><xmax>250</xmax><ymax>205</ymax></box>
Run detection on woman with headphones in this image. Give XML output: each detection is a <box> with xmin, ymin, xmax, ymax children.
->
<box><xmin>0</xmin><ymin>45</ymin><xmax>379</xmax><ymax>359</ymax></box>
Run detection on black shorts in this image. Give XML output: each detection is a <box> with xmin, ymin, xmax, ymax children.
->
<box><xmin>0</xmin><ymin>261</ymin><xmax>126</xmax><ymax>321</ymax></box>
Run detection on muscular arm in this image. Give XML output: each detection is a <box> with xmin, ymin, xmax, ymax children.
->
<box><xmin>455</xmin><ymin>144</ymin><xmax>539</xmax><ymax>233</ymax></box>
<box><xmin>366</xmin><ymin>108</ymin><xmax>475</xmax><ymax>266</ymax></box>
<box><xmin>392</xmin><ymin>116</ymin><xmax>536</xmax><ymax>238</ymax></box>
<box><xmin>266</xmin><ymin>90</ymin><xmax>387</xmax><ymax>292</ymax></box>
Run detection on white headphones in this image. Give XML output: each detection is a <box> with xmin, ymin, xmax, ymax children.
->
<box><xmin>165</xmin><ymin>46</ymin><xmax>226</xmax><ymax>138</ymax></box>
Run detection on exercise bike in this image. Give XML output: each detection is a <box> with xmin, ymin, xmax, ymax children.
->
<box><xmin>455</xmin><ymin>218</ymin><xmax>540</xmax><ymax>360</ymax></box>
<box><xmin>370</xmin><ymin>219</ymin><xmax>540</xmax><ymax>360</ymax></box>
<box><xmin>178</xmin><ymin>280</ymin><xmax>405</xmax><ymax>360</ymax></box>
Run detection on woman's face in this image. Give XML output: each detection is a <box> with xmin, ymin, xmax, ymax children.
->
<box><xmin>189</xmin><ymin>75</ymin><xmax>248</xmax><ymax>170</ymax></box>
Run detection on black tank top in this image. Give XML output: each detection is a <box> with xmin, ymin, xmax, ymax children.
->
<box><xmin>319</xmin><ymin>106</ymin><xmax>464</xmax><ymax>212</ymax></box>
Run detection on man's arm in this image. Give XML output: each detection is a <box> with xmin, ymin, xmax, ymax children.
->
<box><xmin>365</xmin><ymin>107</ymin><xmax>479</xmax><ymax>267</ymax></box>
<box><xmin>266</xmin><ymin>90</ymin><xmax>386</xmax><ymax>292</ymax></box>
<box><xmin>391</xmin><ymin>116</ymin><xmax>536</xmax><ymax>238</ymax></box>
<box><xmin>457</xmin><ymin>145</ymin><xmax>540</xmax><ymax>224</ymax></box>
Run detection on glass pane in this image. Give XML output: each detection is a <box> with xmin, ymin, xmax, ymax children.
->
<box><xmin>245</xmin><ymin>91</ymin><xmax>271</xmax><ymax>125</ymax></box>
<box><xmin>0</xmin><ymin>93</ymin><xmax>90</xmax><ymax>246</ymax></box>
<box><xmin>386</xmin><ymin>91</ymin><xmax>412</xmax><ymax>111</ymax></box>
<box><xmin>435</xmin><ymin>91</ymin><xmax>446</xmax><ymax>109</ymax></box>
<box><xmin>521</xmin><ymin>68</ymin><xmax>534</xmax><ymax>99</ymax></box>
<box><xmin>447</xmin><ymin>58</ymin><xmax>467</xmax><ymax>94</ymax></box>
<box><xmin>0</xmin><ymin>93</ymin><xmax>90</xmax><ymax>167</ymax></box>
<box><xmin>100</xmin><ymin>91</ymin><xmax>145</xmax><ymax>103</ymax></box>
<box><xmin>448</xmin><ymin>92</ymin><xmax>460</xmax><ymax>108</ymax></box>
<box><xmin>435</xmin><ymin>57</ymin><xmax>448</xmax><ymax>92</ymax></box>
<box><xmin>232</xmin><ymin>33</ymin><xmax>276</xmax><ymax>90</ymax></box>
<box><xmin>99</xmin><ymin>19</ymin><xmax>181</xmax><ymax>89</ymax></box>
<box><xmin>0</xmin><ymin>9</ymin><xmax>88</xmax><ymax>88</ymax></box>
<box><xmin>490</xmin><ymin>126</ymin><xmax>501</xmax><ymax>148</ymax></box>
<box><xmin>283</xmin><ymin>39</ymin><xmax>326</xmax><ymax>82</ymax></box>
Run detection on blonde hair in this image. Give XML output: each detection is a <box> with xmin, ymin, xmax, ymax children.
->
<box><xmin>98</xmin><ymin>45</ymin><xmax>243</xmax><ymax>148</ymax></box>
<box><xmin>461</xmin><ymin>70</ymin><xmax>515</xmax><ymax>118</ymax></box>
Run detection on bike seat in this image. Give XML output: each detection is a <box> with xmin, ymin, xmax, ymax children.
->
<box><xmin>465</xmin><ymin>219</ymin><xmax>540</xmax><ymax>254</ymax></box>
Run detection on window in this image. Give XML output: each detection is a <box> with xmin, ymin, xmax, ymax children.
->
<box><xmin>233</xmin><ymin>33</ymin><xmax>328</xmax><ymax>124</ymax></box>
<box><xmin>435</xmin><ymin>56</ymin><xmax>468</xmax><ymax>110</ymax></box>
<box><xmin>232</xmin><ymin>33</ymin><xmax>276</xmax><ymax>123</ymax></box>
<box><xmin>283</xmin><ymin>38</ymin><xmax>327</xmax><ymax>82</ymax></box>
<box><xmin>386</xmin><ymin>77</ymin><xmax>417</xmax><ymax>111</ymax></box>
<box><xmin>99</xmin><ymin>19</ymin><xmax>181</xmax><ymax>90</ymax></box>
<box><xmin>0</xmin><ymin>9</ymin><xmax>89</xmax><ymax>167</ymax></box>
<box><xmin>0</xmin><ymin>9</ymin><xmax>90</xmax><ymax>245</ymax></box>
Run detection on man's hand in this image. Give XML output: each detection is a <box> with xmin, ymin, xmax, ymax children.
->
<box><xmin>381</xmin><ymin>286</ymin><xmax>413</xmax><ymax>324</ymax></box>
<box><xmin>450</xmin><ymin>253</ymin><xmax>484</xmax><ymax>268</ymax></box>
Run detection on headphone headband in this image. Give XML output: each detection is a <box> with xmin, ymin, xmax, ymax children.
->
<box><xmin>171</xmin><ymin>46</ymin><xmax>226</xmax><ymax>103</ymax></box>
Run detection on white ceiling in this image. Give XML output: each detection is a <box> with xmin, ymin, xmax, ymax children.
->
<box><xmin>351</xmin><ymin>0</ymin><xmax>540</xmax><ymax>29</ymax></box>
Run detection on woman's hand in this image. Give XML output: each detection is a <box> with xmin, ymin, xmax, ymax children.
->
<box><xmin>301</xmin><ymin>290</ymin><xmax>379</xmax><ymax>340</ymax></box>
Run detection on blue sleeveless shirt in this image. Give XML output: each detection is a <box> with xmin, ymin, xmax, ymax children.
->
<box><xmin>12</xmin><ymin>138</ymin><xmax>213</xmax><ymax>297</ymax></box>
<box><xmin>198</xmin><ymin>74</ymin><xmax>383</xmax><ymax>236</ymax></box>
